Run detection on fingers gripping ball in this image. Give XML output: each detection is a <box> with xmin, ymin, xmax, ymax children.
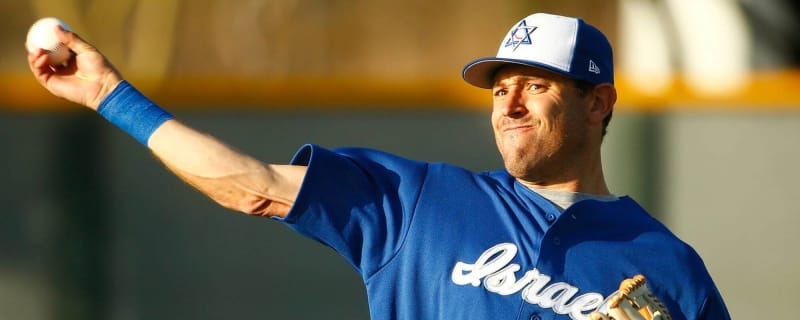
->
<box><xmin>26</xmin><ymin>17</ymin><xmax>73</xmax><ymax>66</ymax></box>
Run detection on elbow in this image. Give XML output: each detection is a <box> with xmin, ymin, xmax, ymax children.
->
<box><xmin>223</xmin><ymin>194</ymin><xmax>291</xmax><ymax>218</ymax></box>
<box><xmin>236</xmin><ymin>195</ymin><xmax>272</xmax><ymax>216</ymax></box>
<box><xmin>181</xmin><ymin>174</ymin><xmax>294</xmax><ymax>217</ymax></box>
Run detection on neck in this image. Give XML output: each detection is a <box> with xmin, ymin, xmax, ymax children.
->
<box><xmin>516</xmin><ymin>176</ymin><xmax>610</xmax><ymax>195</ymax></box>
<box><xmin>516</xmin><ymin>150</ymin><xmax>610</xmax><ymax>195</ymax></box>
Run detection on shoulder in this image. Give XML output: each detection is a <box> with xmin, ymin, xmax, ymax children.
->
<box><xmin>299</xmin><ymin>144</ymin><xmax>508</xmax><ymax>183</ymax></box>
<box><xmin>565</xmin><ymin>198</ymin><xmax>726</xmax><ymax>318</ymax></box>
<box><xmin>289</xmin><ymin>144</ymin><xmax>430</xmax><ymax>177</ymax></box>
<box><xmin>567</xmin><ymin>197</ymin><xmax>710</xmax><ymax>267</ymax></box>
<box><xmin>291</xmin><ymin>144</ymin><xmax>424</xmax><ymax>166</ymax></box>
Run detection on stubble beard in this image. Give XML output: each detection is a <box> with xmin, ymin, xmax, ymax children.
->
<box><xmin>499</xmin><ymin>134</ymin><xmax>558</xmax><ymax>183</ymax></box>
<box><xmin>498</xmin><ymin>127</ymin><xmax>582</xmax><ymax>185</ymax></box>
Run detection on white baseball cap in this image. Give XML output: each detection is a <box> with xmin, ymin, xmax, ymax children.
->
<box><xmin>462</xmin><ymin>13</ymin><xmax>614</xmax><ymax>89</ymax></box>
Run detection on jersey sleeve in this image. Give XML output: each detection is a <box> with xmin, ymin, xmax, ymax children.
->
<box><xmin>696</xmin><ymin>283</ymin><xmax>732</xmax><ymax>320</ymax></box>
<box><xmin>275</xmin><ymin>144</ymin><xmax>428</xmax><ymax>278</ymax></box>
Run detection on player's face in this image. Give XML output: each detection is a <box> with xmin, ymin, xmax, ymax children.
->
<box><xmin>491</xmin><ymin>65</ymin><xmax>592</xmax><ymax>184</ymax></box>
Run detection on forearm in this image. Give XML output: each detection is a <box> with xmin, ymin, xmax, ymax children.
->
<box><xmin>148</xmin><ymin>120</ymin><xmax>304</xmax><ymax>216</ymax></box>
<box><xmin>99</xmin><ymin>81</ymin><xmax>303</xmax><ymax>217</ymax></box>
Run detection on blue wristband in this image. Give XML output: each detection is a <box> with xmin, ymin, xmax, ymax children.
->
<box><xmin>97</xmin><ymin>80</ymin><xmax>174</xmax><ymax>146</ymax></box>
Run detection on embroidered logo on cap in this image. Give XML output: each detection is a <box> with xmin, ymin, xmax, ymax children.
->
<box><xmin>504</xmin><ymin>20</ymin><xmax>537</xmax><ymax>51</ymax></box>
<box><xmin>588</xmin><ymin>60</ymin><xmax>600</xmax><ymax>74</ymax></box>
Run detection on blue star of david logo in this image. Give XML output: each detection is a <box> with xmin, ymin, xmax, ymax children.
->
<box><xmin>504</xmin><ymin>20</ymin><xmax>537</xmax><ymax>51</ymax></box>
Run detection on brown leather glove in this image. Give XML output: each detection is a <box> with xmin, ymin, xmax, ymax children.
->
<box><xmin>588</xmin><ymin>275</ymin><xmax>672</xmax><ymax>320</ymax></box>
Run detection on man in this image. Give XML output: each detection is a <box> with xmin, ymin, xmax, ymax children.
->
<box><xmin>28</xmin><ymin>12</ymin><xmax>730</xmax><ymax>320</ymax></box>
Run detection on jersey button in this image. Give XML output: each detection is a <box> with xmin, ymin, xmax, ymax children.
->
<box><xmin>545</xmin><ymin>213</ymin><xmax>556</xmax><ymax>222</ymax></box>
<box><xmin>528</xmin><ymin>314</ymin><xmax>542</xmax><ymax>320</ymax></box>
<box><xmin>552</xmin><ymin>237</ymin><xmax>561</xmax><ymax>246</ymax></box>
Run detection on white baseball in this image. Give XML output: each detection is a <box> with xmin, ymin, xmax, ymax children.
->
<box><xmin>26</xmin><ymin>17</ymin><xmax>73</xmax><ymax>66</ymax></box>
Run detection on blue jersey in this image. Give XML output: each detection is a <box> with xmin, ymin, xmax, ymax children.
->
<box><xmin>279</xmin><ymin>145</ymin><xmax>730</xmax><ymax>320</ymax></box>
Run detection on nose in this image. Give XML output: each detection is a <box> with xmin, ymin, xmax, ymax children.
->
<box><xmin>497</xmin><ymin>89</ymin><xmax>528</xmax><ymax>118</ymax></box>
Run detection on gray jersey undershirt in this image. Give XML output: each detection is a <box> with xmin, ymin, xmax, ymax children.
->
<box><xmin>532</xmin><ymin>188</ymin><xmax>620</xmax><ymax>212</ymax></box>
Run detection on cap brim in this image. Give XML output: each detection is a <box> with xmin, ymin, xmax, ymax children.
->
<box><xmin>462</xmin><ymin>57</ymin><xmax>574</xmax><ymax>89</ymax></box>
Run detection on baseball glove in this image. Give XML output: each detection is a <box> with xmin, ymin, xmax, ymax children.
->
<box><xmin>588</xmin><ymin>275</ymin><xmax>672</xmax><ymax>320</ymax></box>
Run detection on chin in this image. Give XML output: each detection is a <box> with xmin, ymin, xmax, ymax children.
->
<box><xmin>503</xmin><ymin>158</ymin><xmax>534</xmax><ymax>178</ymax></box>
<box><xmin>500</xmin><ymin>148</ymin><xmax>552</xmax><ymax>180</ymax></box>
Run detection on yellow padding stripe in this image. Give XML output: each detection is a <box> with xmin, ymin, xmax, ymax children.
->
<box><xmin>4</xmin><ymin>70</ymin><xmax>800</xmax><ymax>111</ymax></box>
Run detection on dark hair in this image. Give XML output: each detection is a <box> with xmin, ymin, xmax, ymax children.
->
<box><xmin>574</xmin><ymin>79</ymin><xmax>612</xmax><ymax>140</ymax></box>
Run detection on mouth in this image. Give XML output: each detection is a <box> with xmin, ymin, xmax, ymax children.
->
<box><xmin>503</xmin><ymin>125</ymin><xmax>535</xmax><ymax>133</ymax></box>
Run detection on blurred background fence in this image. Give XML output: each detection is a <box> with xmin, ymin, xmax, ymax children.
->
<box><xmin>1</xmin><ymin>0</ymin><xmax>799</xmax><ymax>319</ymax></box>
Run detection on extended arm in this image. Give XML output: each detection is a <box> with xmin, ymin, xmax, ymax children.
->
<box><xmin>27</xmin><ymin>25</ymin><xmax>303</xmax><ymax>218</ymax></box>
<box><xmin>148</xmin><ymin>120</ymin><xmax>305</xmax><ymax>217</ymax></box>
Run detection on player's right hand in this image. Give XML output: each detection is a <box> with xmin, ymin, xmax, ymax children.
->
<box><xmin>26</xmin><ymin>25</ymin><xmax>124</xmax><ymax>111</ymax></box>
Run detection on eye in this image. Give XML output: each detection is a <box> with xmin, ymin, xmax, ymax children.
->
<box><xmin>493</xmin><ymin>88</ymin><xmax>507</xmax><ymax>97</ymax></box>
<box><xmin>526</xmin><ymin>83</ymin><xmax>544</xmax><ymax>92</ymax></box>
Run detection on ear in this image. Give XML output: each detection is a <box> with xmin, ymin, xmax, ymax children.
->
<box><xmin>588</xmin><ymin>83</ymin><xmax>616</xmax><ymax>125</ymax></box>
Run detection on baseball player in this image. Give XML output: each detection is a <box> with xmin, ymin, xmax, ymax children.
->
<box><xmin>27</xmin><ymin>12</ymin><xmax>730</xmax><ymax>320</ymax></box>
